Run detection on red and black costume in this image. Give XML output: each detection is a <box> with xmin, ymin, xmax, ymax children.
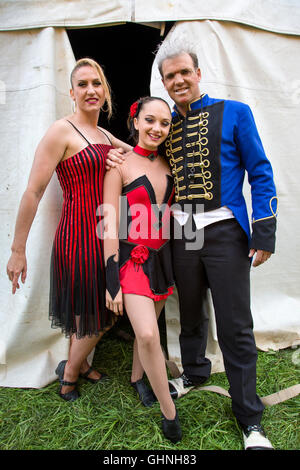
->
<box><xmin>49</xmin><ymin>122</ymin><xmax>114</xmax><ymax>337</ymax></box>
<box><xmin>104</xmin><ymin>145</ymin><xmax>175</xmax><ymax>302</ymax></box>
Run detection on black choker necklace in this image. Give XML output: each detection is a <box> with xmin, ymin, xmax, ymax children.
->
<box><xmin>133</xmin><ymin>145</ymin><xmax>158</xmax><ymax>161</ymax></box>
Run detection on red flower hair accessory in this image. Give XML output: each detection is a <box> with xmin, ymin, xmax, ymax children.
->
<box><xmin>130</xmin><ymin>245</ymin><xmax>149</xmax><ymax>265</ymax></box>
<box><xmin>130</xmin><ymin>101</ymin><xmax>139</xmax><ymax>118</ymax></box>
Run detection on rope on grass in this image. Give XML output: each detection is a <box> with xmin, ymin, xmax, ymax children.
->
<box><xmin>165</xmin><ymin>357</ymin><xmax>300</xmax><ymax>405</ymax></box>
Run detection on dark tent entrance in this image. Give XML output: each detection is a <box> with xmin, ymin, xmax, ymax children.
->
<box><xmin>67</xmin><ymin>22</ymin><xmax>173</xmax><ymax>142</ymax></box>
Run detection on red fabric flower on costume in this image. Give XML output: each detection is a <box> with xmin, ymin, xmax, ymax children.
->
<box><xmin>131</xmin><ymin>245</ymin><xmax>149</xmax><ymax>264</ymax></box>
<box><xmin>130</xmin><ymin>101</ymin><xmax>139</xmax><ymax>118</ymax></box>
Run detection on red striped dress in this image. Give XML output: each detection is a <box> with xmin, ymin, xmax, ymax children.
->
<box><xmin>49</xmin><ymin>123</ymin><xmax>114</xmax><ymax>338</ymax></box>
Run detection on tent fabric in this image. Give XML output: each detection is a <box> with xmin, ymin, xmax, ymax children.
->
<box><xmin>0</xmin><ymin>0</ymin><xmax>131</xmax><ymax>31</ymax></box>
<box><xmin>0</xmin><ymin>27</ymin><xmax>75</xmax><ymax>387</ymax></box>
<box><xmin>150</xmin><ymin>20</ymin><xmax>300</xmax><ymax>373</ymax></box>
<box><xmin>1</xmin><ymin>0</ymin><xmax>300</xmax><ymax>35</ymax></box>
<box><xmin>0</xmin><ymin>5</ymin><xmax>299</xmax><ymax>388</ymax></box>
<box><xmin>136</xmin><ymin>0</ymin><xmax>300</xmax><ymax>36</ymax></box>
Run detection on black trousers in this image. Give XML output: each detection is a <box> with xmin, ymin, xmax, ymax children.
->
<box><xmin>171</xmin><ymin>218</ymin><xmax>265</xmax><ymax>425</ymax></box>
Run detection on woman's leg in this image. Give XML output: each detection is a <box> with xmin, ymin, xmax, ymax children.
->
<box><xmin>60</xmin><ymin>324</ymin><xmax>112</xmax><ymax>394</ymax></box>
<box><xmin>124</xmin><ymin>294</ymin><xmax>175</xmax><ymax>420</ymax></box>
<box><xmin>130</xmin><ymin>299</ymin><xmax>165</xmax><ymax>382</ymax></box>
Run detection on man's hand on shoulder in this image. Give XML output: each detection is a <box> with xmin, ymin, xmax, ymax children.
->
<box><xmin>106</xmin><ymin>147</ymin><xmax>126</xmax><ymax>170</ymax></box>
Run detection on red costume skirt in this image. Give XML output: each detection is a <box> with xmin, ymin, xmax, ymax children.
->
<box><xmin>119</xmin><ymin>241</ymin><xmax>174</xmax><ymax>302</ymax></box>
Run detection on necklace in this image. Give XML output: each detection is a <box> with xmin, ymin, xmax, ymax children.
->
<box><xmin>133</xmin><ymin>145</ymin><xmax>158</xmax><ymax>162</ymax></box>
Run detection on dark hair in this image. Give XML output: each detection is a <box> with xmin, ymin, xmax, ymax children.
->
<box><xmin>127</xmin><ymin>96</ymin><xmax>171</xmax><ymax>144</ymax></box>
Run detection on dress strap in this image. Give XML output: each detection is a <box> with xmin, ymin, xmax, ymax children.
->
<box><xmin>66</xmin><ymin>120</ymin><xmax>91</xmax><ymax>145</ymax></box>
<box><xmin>97</xmin><ymin>127</ymin><xmax>113</xmax><ymax>145</ymax></box>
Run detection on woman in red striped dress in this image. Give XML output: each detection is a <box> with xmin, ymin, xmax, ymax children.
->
<box><xmin>6</xmin><ymin>58</ymin><xmax>131</xmax><ymax>401</ymax></box>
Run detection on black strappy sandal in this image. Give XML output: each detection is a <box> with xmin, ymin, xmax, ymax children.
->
<box><xmin>79</xmin><ymin>367</ymin><xmax>108</xmax><ymax>384</ymax></box>
<box><xmin>55</xmin><ymin>360</ymin><xmax>80</xmax><ymax>402</ymax></box>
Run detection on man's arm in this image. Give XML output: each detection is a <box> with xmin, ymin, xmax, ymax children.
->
<box><xmin>235</xmin><ymin>103</ymin><xmax>278</xmax><ymax>264</ymax></box>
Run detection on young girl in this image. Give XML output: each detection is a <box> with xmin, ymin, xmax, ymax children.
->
<box><xmin>103</xmin><ymin>96</ymin><xmax>182</xmax><ymax>443</ymax></box>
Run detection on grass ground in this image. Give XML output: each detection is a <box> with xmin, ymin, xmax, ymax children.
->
<box><xmin>0</xmin><ymin>321</ymin><xmax>299</xmax><ymax>451</ymax></box>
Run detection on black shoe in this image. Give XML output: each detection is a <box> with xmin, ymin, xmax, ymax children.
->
<box><xmin>182</xmin><ymin>373</ymin><xmax>208</xmax><ymax>387</ymax></box>
<box><xmin>79</xmin><ymin>367</ymin><xmax>109</xmax><ymax>384</ymax></box>
<box><xmin>239</xmin><ymin>423</ymin><xmax>274</xmax><ymax>450</ymax></box>
<box><xmin>131</xmin><ymin>378</ymin><xmax>157</xmax><ymax>407</ymax></box>
<box><xmin>55</xmin><ymin>360</ymin><xmax>80</xmax><ymax>402</ymax></box>
<box><xmin>162</xmin><ymin>409</ymin><xmax>182</xmax><ymax>444</ymax></box>
<box><xmin>181</xmin><ymin>373</ymin><xmax>196</xmax><ymax>387</ymax></box>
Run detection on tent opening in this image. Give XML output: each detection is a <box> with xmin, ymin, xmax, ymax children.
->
<box><xmin>67</xmin><ymin>22</ymin><xmax>174</xmax><ymax>143</ymax></box>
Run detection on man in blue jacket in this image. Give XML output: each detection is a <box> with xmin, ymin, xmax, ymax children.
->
<box><xmin>156</xmin><ymin>45</ymin><xmax>277</xmax><ymax>450</ymax></box>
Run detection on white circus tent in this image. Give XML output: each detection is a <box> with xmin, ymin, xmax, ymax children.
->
<box><xmin>0</xmin><ymin>0</ymin><xmax>299</xmax><ymax>389</ymax></box>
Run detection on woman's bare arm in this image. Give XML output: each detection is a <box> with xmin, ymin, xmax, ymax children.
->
<box><xmin>7</xmin><ymin>120</ymin><xmax>68</xmax><ymax>293</ymax></box>
<box><xmin>103</xmin><ymin>166</ymin><xmax>124</xmax><ymax>315</ymax></box>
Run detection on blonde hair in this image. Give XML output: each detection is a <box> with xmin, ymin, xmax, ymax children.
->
<box><xmin>70</xmin><ymin>58</ymin><xmax>113</xmax><ymax>119</ymax></box>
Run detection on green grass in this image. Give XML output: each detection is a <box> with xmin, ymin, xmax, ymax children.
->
<box><xmin>0</xmin><ymin>323</ymin><xmax>299</xmax><ymax>451</ymax></box>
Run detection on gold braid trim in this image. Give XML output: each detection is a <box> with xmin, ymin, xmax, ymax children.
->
<box><xmin>252</xmin><ymin>197</ymin><xmax>278</xmax><ymax>223</ymax></box>
<box><xmin>167</xmin><ymin>109</ymin><xmax>212</xmax><ymax>202</ymax></box>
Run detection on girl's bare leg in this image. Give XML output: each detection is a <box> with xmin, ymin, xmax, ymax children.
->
<box><xmin>131</xmin><ymin>338</ymin><xmax>144</xmax><ymax>382</ymax></box>
<box><xmin>130</xmin><ymin>299</ymin><xmax>165</xmax><ymax>382</ymax></box>
<box><xmin>124</xmin><ymin>294</ymin><xmax>175</xmax><ymax>420</ymax></box>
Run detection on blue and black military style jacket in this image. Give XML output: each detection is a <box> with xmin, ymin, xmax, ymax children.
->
<box><xmin>164</xmin><ymin>94</ymin><xmax>277</xmax><ymax>252</ymax></box>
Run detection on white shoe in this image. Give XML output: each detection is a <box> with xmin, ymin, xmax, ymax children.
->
<box><xmin>168</xmin><ymin>374</ymin><xmax>195</xmax><ymax>399</ymax></box>
<box><xmin>242</xmin><ymin>424</ymin><xmax>274</xmax><ymax>450</ymax></box>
